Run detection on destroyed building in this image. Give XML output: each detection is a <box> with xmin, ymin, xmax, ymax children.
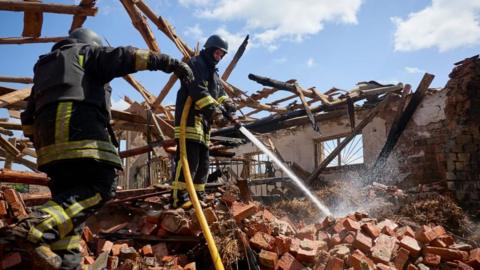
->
<box><xmin>0</xmin><ymin>1</ymin><xmax>479</xmax><ymax>269</ymax></box>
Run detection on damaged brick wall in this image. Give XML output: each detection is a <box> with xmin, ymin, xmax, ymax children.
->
<box><xmin>444</xmin><ymin>55</ymin><xmax>480</xmax><ymax>205</ymax></box>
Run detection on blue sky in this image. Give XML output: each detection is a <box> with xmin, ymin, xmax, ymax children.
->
<box><xmin>0</xmin><ymin>0</ymin><xmax>479</xmax><ymax>111</ymax></box>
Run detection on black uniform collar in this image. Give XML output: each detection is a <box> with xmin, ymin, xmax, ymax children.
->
<box><xmin>200</xmin><ymin>48</ymin><xmax>219</xmax><ymax>70</ymax></box>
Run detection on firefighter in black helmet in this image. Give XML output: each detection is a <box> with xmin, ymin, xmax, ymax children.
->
<box><xmin>6</xmin><ymin>28</ymin><xmax>193</xmax><ymax>270</ymax></box>
<box><xmin>171</xmin><ymin>34</ymin><xmax>236</xmax><ymax>208</ymax></box>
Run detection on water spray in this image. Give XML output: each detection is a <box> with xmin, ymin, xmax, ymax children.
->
<box><xmin>222</xmin><ymin>109</ymin><xmax>332</xmax><ymax>217</ymax></box>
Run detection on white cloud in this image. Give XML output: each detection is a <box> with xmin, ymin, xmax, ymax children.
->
<box><xmin>274</xmin><ymin>57</ymin><xmax>287</xmax><ymax>64</ymax></box>
<box><xmin>392</xmin><ymin>0</ymin><xmax>480</xmax><ymax>52</ymax></box>
<box><xmin>405</xmin><ymin>66</ymin><xmax>425</xmax><ymax>74</ymax></box>
<box><xmin>184</xmin><ymin>24</ymin><xmax>204</xmax><ymax>42</ymax></box>
<box><xmin>195</xmin><ymin>0</ymin><xmax>362</xmax><ymax>46</ymax></box>
<box><xmin>307</xmin><ymin>58</ymin><xmax>316</xmax><ymax>67</ymax></box>
<box><xmin>178</xmin><ymin>0</ymin><xmax>211</xmax><ymax>7</ymax></box>
<box><xmin>111</xmin><ymin>98</ymin><xmax>130</xmax><ymax>111</ymax></box>
<box><xmin>213</xmin><ymin>27</ymin><xmax>250</xmax><ymax>56</ymax></box>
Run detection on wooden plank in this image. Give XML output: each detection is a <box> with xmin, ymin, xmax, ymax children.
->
<box><xmin>0</xmin><ymin>122</ymin><xmax>22</xmax><ymax>130</ymax></box>
<box><xmin>0</xmin><ymin>169</ymin><xmax>48</xmax><ymax>185</ymax></box>
<box><xmin>367</xmin><ymin>75</ymin><xmax>434</xmax><ymax>184</ymax></box>
<box><xmin>0</xmin><ymin>88</ymin><xmax>30</xmax><ymax>108</ymax></box>
<box><xmin>305</xmin><ymin>94</ymin><xmax>396</xmax><ymax>184</ymax></box>
<box><xmin>0</xmin><ymin>1</ymin><xmax>97</xmax><ymax>15</ymax></box>
<box><xmin>22</xmin><ymin>0</ymin><xmax>43</xmax><ymax>37</ymax></box>
<box><xmin>0</xmin><ymin>36</ymin><xmax>66</xmax><ymax>44</ymax></box>
<box><xmin>0</xmin><ymin>135</ymin><xmax>20</xmax><ymax>157</ymax></box>
<box><xmin>0</xmin><ymin>76</ymin><xmax>32</xmax><ymax>84</ymax></box>
<box><xmin>70</xmin><ymin>0</ymin><xmax>95</xmax><ymax>32</ymax></box>
<box><xmin>120</xmin><ymin>0</ymin><xmax>159</xmax><ymax>52</ymax></box>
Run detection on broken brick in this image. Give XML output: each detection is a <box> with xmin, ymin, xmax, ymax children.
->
<box><xmin>431</xmin><ymin>225</ymin><xmax>446</xmax><ymax>237</ymax></box>
<box><xmin>447</xmin><ymin>260</ymin><xmax>474</xmax><ymax>270</ymax></box>
<box><xmin>406</xmin><ymin>264</ymin><xmax>418</xmax><ymax>270</ymax></box>
<box><xmin>376</xmin><ymin>263</ymin><xmax>396</xmax><ymax>270</ymax></box>
<box><xmin>331</xmin><ymin>219</ymin><xmax>346</xmax><ymax>234</ymax></box>
<box><xmin>371</xmin><ymin>234</ymin><xmax>396</xmax><ymax>264</ymax></box>
<box><xmin>393</xmin><ymin>247</ymin><xmax>410</xmax><ymax>270</ymax></box>
<box><xmin>398</xmin><ymin>236</ymin><xmax>421</xmax><ymax>257</ymax></box>
<box><xmin>296</xmin><ymin>239</ymin><xmax>323</xmax><ymax>263</ymax></box>
<box><xmin>3</xmin><ymin>188</ymin><xmax>27</xmax><ymax>218</ymax></box>
<box><xmin>277</xmin><ymin>252</ymin><xmax>304</xmax><ymax>270</ymax></box>
<box><xmin>343</xmin><ymin>218</ymin><xmax>360</xmax><ymax>231</ymax></box>
<box><xmin>317</xmin><ymin>231</ymin><xmax>330</xmax><ymax>242</ymax></box>
<box><xmin>423</xmin><ymin>253</ymin><xmax>441</xmax><ymax>267</ymax></box>
<box><xmin>250</xmin><ymin>232</ymin><xmax>276</xmax><ymax>251</ymax></box>
<box><xmin>221</xmin><ymin>191</ymin><xmax>237</xmax><ymax>206</ymax></box>
<box><xmin>230</xmin><ymin>201</ymin><xmax>257</xmax><ymax>222</ymax></box>
<box><xmin>430</xmin><ymin>238</ymin><xmax>448</xmax><ymax>248</ymax></box>
<box><xmin>259</xmin><ymin>249</ymin><xmax>278</xmax><ymax>269</ymax></box>
<box><xmin>353</xmin><ymin>232</ymin><xmax>372</xmax><ymax>253</ymax></box>
<box><xmin>141</xmin><ymin>244</ymin><xmax>153</xmax><ymax>256</ymax></box>
<box><xmin>437</xmin><ymin>234</ymin><xmax>455</xmax><ymax>246</ymax></box>
<box><xmin>377</xmin><ymin>219</ymin><xmax>398</xmax><ymax>231</ymax></box>
<box><xmin>415</xmin><ymin>226</ymin><xmax>437</xmax><ymax>243</ymax></box>
<box><xmin>0</xmin><ymin>200</ymin><xmax>7</xmax><ymax>217</ymax></box>
<box><xmin>289</xmin><ymin>238</ymin><xmax>300</xmax><ymax>255</ymax></box>
<box><xmin>467</xmin><ymin>248</ymin><xmax>480</xmax><ymax>268</ymax></box>
<box><xmin>82</xmin><ymin>226</ymin><xmax>94</xmax><ymax>243</ymax></box>
<box><xmin>203</xmin><ymin>207</ymin><xmax>218</xmax><ymax>224</ymax></box>
<box><xmin>342</xmin><ymin>232</ymin><xmax>355</xmax><ymax>245</ymax></box>
<box><xmin>361</xmin><ymin>223</ymin><xmax>380</xmax><ymax>239</ymax></box>
<box><xmin>325</xmin><ymin>256</ymin><xmax>344</xmax><ymax>270</ymax></box>
<box><xmin>329</xmin><ymin>234</ymin><xmax>342</xmax><ymax>248</ymax></box>
<box><xmin>395</xmin><ymin>226</ymin><xmax>415</xmax><ymax>239</ymax></box>
<box><xmin>112</xmin><ymin>243</ymin><xmax>128</xmax><ymax>256</ymax></box>
<box><xmin>424</xmin><ymin>246</ymin><xmax>469</xmax><ymax>261</ymax></box>
<box><xmin>296</xmin><ymin>224</ymin><xmax>316</xmax><ymax>240</ymax></box>
<box><xmin>321</xmin><ymin>216</ymin><xmax>335</xmax><ymax>229</ymax></box>
<box><xmin>274</xmin><ymin>235</ymin><xmax>292</xmax><ymax>255</ymax></box>
<box><xmin>348</xmin><ymin>249</ymin><xmax>375</xmax><ymax>270</ymax></box>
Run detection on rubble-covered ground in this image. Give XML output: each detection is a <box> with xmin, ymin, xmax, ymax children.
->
<box><xmin>0</xmin><ymin>181</ymin><xmax>479</xmax><ymax>269</ymax></box>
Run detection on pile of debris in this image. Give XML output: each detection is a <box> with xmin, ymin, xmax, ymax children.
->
<box><xmin>0</xmin><ymin>184</ymin><xmax>479</xmax><ymax>270</ymax></box>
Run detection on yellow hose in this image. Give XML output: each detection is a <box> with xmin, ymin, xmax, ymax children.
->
<box><xmin>179</xmin><ymin>96</ymin><xmax>224</xmax><ymax>270</ymax></box>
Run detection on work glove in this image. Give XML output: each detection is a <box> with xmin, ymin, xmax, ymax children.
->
<box><xmin>172</xmin><ymin>60</ymin><xmax>194</xmax><ymax>85</ymax></box>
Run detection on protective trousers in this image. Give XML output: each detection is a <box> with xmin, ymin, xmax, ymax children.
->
<box><xmin>23</xmin><ymin>160</ymin><xmax>117</xmax><ymax>270</ymax></box>
<box><xmin>171</xmin><ymin>141</ymin><xmax>209</xmax><ymax>207</ymax></box>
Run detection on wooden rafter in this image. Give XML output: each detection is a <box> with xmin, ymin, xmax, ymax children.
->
<box><xmin>0</xmin><ymin>36</ymin><xmax>66</xmax><ymax>45</ymax></box>
<box><xmin>0</xmin><ymin>1</ymin><xmax>97</xmax><ymax>16</ymax></box>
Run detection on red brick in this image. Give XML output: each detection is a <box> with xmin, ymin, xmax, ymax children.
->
<box><xmin>296</xmin><ymin>239</ymin><xmax>323</xmax><ymax>263</ymax></box>
<box><xmin>221</xmin><ymin>191</ymin><xmax>237</xmax><ymax>206</ymax></box>
<box><xmin>376</xmin><ymin>263</ymin><xmax>396</xmax><ymax>270</ymax></box>
<box><xmin>289</xmin><ymin>238</ymin><xmax>300</xmax><ymax>255</ymax></box>
<box><xmin>250</xmin><ymin>232</ymin><xmax>275</xmax><ymax>251</ymax></box>
<box><xmin>342</xmin><ymin>233</ymin><xmax>355</xmax><ymax>244</ymax></box>
<box><xmin>371</xmin><ymin>234</ymin><xmax>396</xmax><ymax>264</ymax></box>
<box><xmin>437</xmin><ymin>235</ymin><xmax>454</xmax><ymax>246</ymax></box>
<box><xmin>354</xmin><ymin>211</ymin><xmax>369</xmax><ymax>220</ymax></box>
<box><xmin>203</xmin><ymin>207</ymin><xmax>218</xmax><ymax>224</ymax></box>
<box><xmin>331</xmin><ymin>219</ymin><xmax>345</xmax><ymax>234</ymax></box>
<box><xmin>82</xmin><ymin>226</ymin><xmax>94</xmax><ymax>243</ymax></box>
<box><xmin>3</xmin><ymin>188</ymin><xmax>27</xmax><ymax>218</ymax></box>
<box><xmin>447</xmin><ymin>260</ymin><xmax>474</xmax><ymax>270</ymax></box>
<box><xmin>329</xmin><ymin>234</ymin><xmax>342</xmax><ymax>247</ymax></box>
<box><xmin>349</xmin><ymin>249</ymin><xmax>375</xmax><ymax>270</ymax></box>
<box><xmin>382</xmin><ymin>225</ymin><xmax>396</xmax><ymax>237</ymax></box>
<box><xmin>424</xmin><ymin>246</ymin><xmax>469</xmax><ymax>261</ymax></box>
<box><xmin>430</xmin><ymin>238</ymin><xmax>448</xmax><ymax>248</ymax></box>
<box><xmin>112</xmin><ymin>243</ymin><xmax>128</xmax><ymax>256</ymax></box>
<box><xmin>431</xmin><ymin>226</ymin><xmax>446</xmax><ymax>237</ymax></box>
<box><xmin>107</xmin><ymin>256</ymin><xmax>118</xmax><ymax>270</ymax></box>
<box><xmin>406</xmin><ymin>264</ymin><xmax>418</xmax><ymax>270</ymax></box>
<box><xmin>467</xmin><ymin>248</ymin><xmax>480</xmax><ymax>268</ymax></box>
<box><xmin>259</xmin><ymin>249</ymin><xmax>278</xmax><ymax>269</ymax></box>
<box><xmin>0</xmin><ymin>200</ymin><xmax>7</xmax><ymax>217</ymax></box>
<box><xmin>361</xmin><ymin>223</ymin><xmax>380</xmax><ymax>239</ymax></box>
<box><xmin>395</xmin><ymin>226</ymin><xmax>415</xmax><ymax>239</ymax></box>
<box><xmin>377</xmin><ymin>219</ymin><xmax>398</xmax><ymax>231</ymax></box>
<box><xmin>98</xmin><ymin>239</ymin><xmax>114</xmax><ymax>254</ymax></box>
<box><xmin>141</xmin><ymin>222</ymin><xmax>158</xmax><ymax>235</ymax></box>
<box><xmin>393</xmin><ymin>248</ymin><xmax>410</xmax><ymax>270</ymax></box>
<box><xmin>325</xmin><ymin>256</ymin><xmax>344</xmax><ymax>270</ymax></box>
<box><xmin>317</xmin><ymin>231</ymin><xmax>329</xmax><ymax>242</ymax></box>
<box><xmin>274</xmin><ymin>235</ymin><xmax>292</xmax><ymax>255</ymax></box>
<box><xmin>261</xmin><ymin>209</ymin><xmax>276</xmax><ymax>223</ymax></box>
<box><xmin>230</xmin><ymin>201</ymin><xmax>257</xmax><ymax>222</ymax></box>
<box><xmin>84</xmin><ymin>255</ymin><xmax>95</xmax><ymax>265</ymax></box>
<box><xmin>415</xmin><ymin>226</ymin><xmax>438</xmax><ymax>243</ymax></box>
<box><xmin>277</xmin><ymin>252</ymin><xmax>304</xmax><ymax>270</ymax></box>
<box><xmin>398</xmin><ymin>236</ymin><xmax>421</xmax><ymax>257</ymax></box>
<box><xmin>321</xmin><ymin>216</ymin><xmax>335</xmax><ymax>229</ymax></box>
<box><xmin>353</xmin><ymin>232</ymin><xmax>372</xmax><ymax>253</ymax></box>
<box><xmin>343</xmin><ymin>218</ymin><xmax>360</xmax><ymax>231</ymax></box>
<box><xmin>141</xmin><ymin>244</ymin><xmax>153</xmax><ymax>256</ymax></box>
<box><xmin>1</xmin><ymin>252</ymin><xmax>21</xmax><ymax>269</ymax></box>
<box><xmin>423</xmin><ymin>253</ymin><xmax>441</xmax><ymax>267</ymax></box>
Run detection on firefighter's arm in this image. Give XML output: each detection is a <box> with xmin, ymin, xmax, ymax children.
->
<box><xmin>215</xmin><ymin>78</ymin><xmax>236</xmax><ymax>114</ymax></box>
<box><xmin>88</xmin><ymin>46</ymin><xmax>192</xmax><ymax>83</ymax></box>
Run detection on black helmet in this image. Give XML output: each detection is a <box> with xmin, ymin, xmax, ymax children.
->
<box><xmin>204</xmin><ymin>34</ymin><xmax>228</xmax><ymax>53</ymax></box>
<box><xmin>69</xmin><ymin>28</ymin><xmax>103</xmax><ymax>46</ymax></box>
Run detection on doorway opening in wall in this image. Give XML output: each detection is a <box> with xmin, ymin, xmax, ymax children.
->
<box><xmin>314</xmin><ymin>133</ymin><xmax>364</xmax><ymax>168</ymax></box>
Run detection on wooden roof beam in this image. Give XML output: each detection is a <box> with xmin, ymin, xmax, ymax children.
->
<box><xmin>0</xmin><ymin>1</ymin><xmax>97</xmax><ymax>16</ymax></box>
<box><xmin>0</xmin><ymin>36</ymin><xmax>66</xmax><ymax>44</ymax></box>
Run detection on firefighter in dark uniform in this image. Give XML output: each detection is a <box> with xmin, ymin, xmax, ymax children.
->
<box><xmin>12</xmin><ymin>28</ymin><xmax>194</xmax><ymax>269</ymax></box>
<box><xmin>171</xmin><ymin>34</ymin><xmax>236</xmax><ymax>208</ymax></box>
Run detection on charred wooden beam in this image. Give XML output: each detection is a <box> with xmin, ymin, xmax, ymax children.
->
<box><xmin>0</xmin><ymin>76</ymin><xmax>32</xmax><ymax>84</ymax></box>
<box><xmin>0</xmin><ymin>1</ymin><xmax>97</xmax><ymax>15</ymax></box>
<box><xmin>70</xmin><ymin>0</ymin><xmax>96</xmax><ymax>32</ymax></box>
<box><xmin>305</xmin><ymin>94</ymin><xmax>396</xmax><ymax>184</ymax></box>
<box><xmin>0</xmin><ymin>169</ymin><xmax>48</xmax><ymax>186</ymax></box>
<box><xmin>222</xmin><ymin>35</ymin><xmax>249</xmax><ymax>81</ymax></box>
<box><xmin>22</xmin><ymin>0</ymin><xmax>43</xmax><ymax>38</ymax></box>
<box><xmin>367</xmin><ymin>75</ymin><xmax>434</xmax><ymax>184</ymax></box>
<box><xmin>0</xmin><ymin>36</ymin><xmax>66</xmax><ymax>44</ymax></box>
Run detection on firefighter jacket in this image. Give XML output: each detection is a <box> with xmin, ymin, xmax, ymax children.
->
<box><xmin>174</xmin><ymin>50</ymin><xmax>231</xmax><ymax>146</ymax></box>
<box><xmin>21</xmin><ymin>39</ymin><xmax>177</xmax><ymax>170</ymax></box>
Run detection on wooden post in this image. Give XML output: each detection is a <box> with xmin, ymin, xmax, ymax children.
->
<box><xmin>22</xmin><ymin>0</ymin><xmax>43</xmax><ymax>38</ymax></box>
